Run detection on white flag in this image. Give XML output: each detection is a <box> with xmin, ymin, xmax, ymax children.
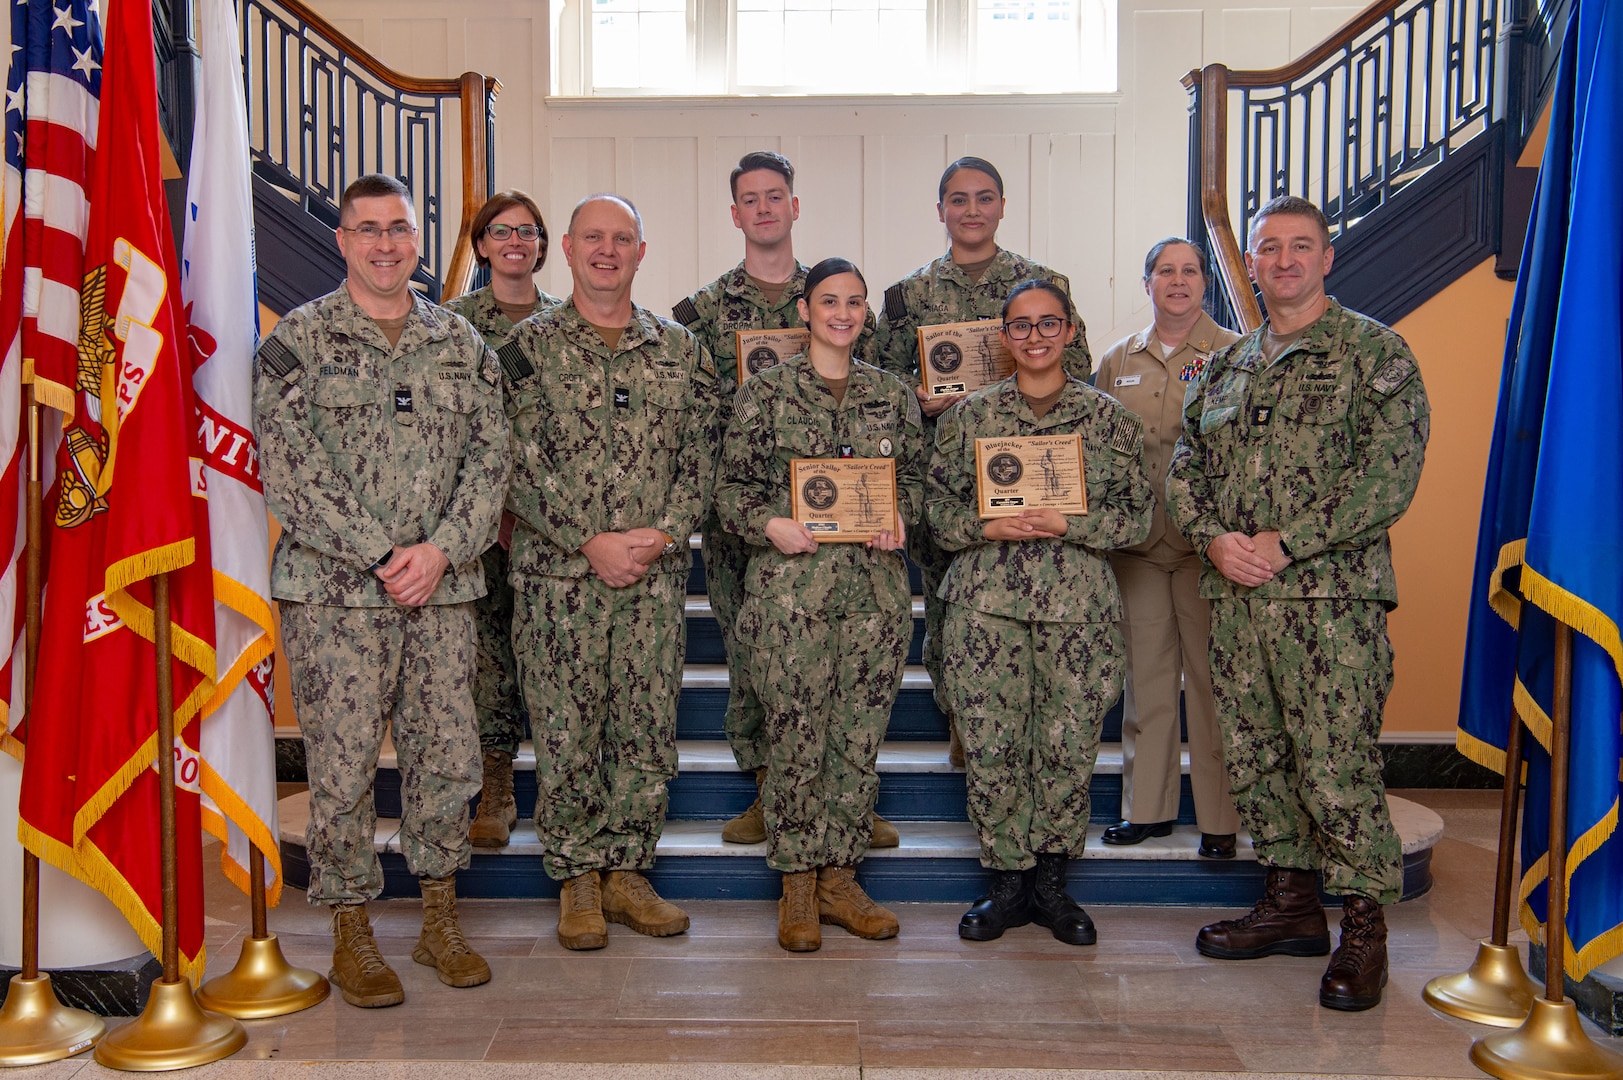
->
<box><xmin>184</xmin><ymin>0</ymin><xmax>281</xmax><ymax>901</ymax></box>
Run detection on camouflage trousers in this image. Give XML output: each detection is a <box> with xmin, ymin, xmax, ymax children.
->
<box><xmin>474</xmin><ymin>543</ymin><xmax>527</xmax><ymax>755</ymax></box>
<box><xmin>1208</xmin><ymin>597</ymin><xmax>1401</xmax><ymax>903</ymax></box>
<box><xmin>942</xmin><ymin>605</ymin><xmax>1119</xmax><ymax>870</ymax></box>
<box><xmin>702</xmin><ymin>513</ymin><xmax>767</xmax><ymax>772</ymax></box>
<box><xmin>513</xmin><ymin>570</ymin><xmax>684</xmax><ymax>882</ymax></box>
<box><xmin>738</xmin><ymin>596</ymin><xmax>909</xmax><ymax>872</ymax></box>
<box><xmin>906</xmin><ymin>516</ymin><xmax>955</xmax><ymax>715</ymax></box>
<box><xmin>279</xmin><ymin>600</ymin><xmax>480</xmax><ymax>904</ymax></box>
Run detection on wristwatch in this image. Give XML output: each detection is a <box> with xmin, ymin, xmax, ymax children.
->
<box><xmin>370</xmin><ymin>548</ymin><xmax>394</xmax><ymax>571</ymax></box>
<box><xmin>661</xmin><ymin>532</ymin><xmax>680</xmax><ymax>557</ymax></box>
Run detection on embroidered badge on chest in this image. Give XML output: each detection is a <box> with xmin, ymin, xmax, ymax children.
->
<box><xmin>1180</xmin><ymin>352</ymin><xmax>1212</xmax><ymax>382</ymax></box>
<box><xmin>394</xmin><ymin>387</ymin><xmax>413</xmax><ymax>413</ymax></box>
<box><xmin>839</xmin><ymin>445</ymin><xmax>854</xmax><ymax>459</ymax></box>
<box><xmin>879</xmin><ymin>437</ymin><xmax>893</xmax><ymax>457</ymax></box>
<box><xmin>1250</xmin><ymin>405</ymin><xmax>1272</xmax><ymax>425</ymax></box>
<box><xmin>614</xmin><ymin>386</ymin><xmax>630</xmax><ymax>409</ymax></box>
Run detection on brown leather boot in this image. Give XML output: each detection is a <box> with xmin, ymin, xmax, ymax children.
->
<box><xmin>602</xmin><ymin>870</ymin><xmax>690</xmax><ymax>937</ymax></box>
<box><xmin>413</xmin><ymin>876</ymin><xmax>492</xmax><ymax>987</ymax></box>
<box><xmin>778</xmin><ymin>870</ymin><xmax>821</xmax><ymax>952</ymax></box>
<box><xmin>1320</xmin><ymin>896</ymin><xmax>1388</xmax><ymax>1010</ymax></box>
<box><xmin>557</xmin><ymin>871</ymin><xmax>608</xmax><ymax>950</ymax></box>
<box><xmin>722</xmin><ymin>768</ymin><xmax>768</xmax><ymax>844</ymax></box>
<box><xmin>817</xmin><ymin>865</ymin><xmax>899</xmax><ymax>939</ymax></box>
<box><xmin>1196</xmin><ymin>867</ymin><xmax>1330</xmax><ymax>959</ymax></box>
<box><xmin>870</xmin><ymin>815</ymin><xmax>900</xmax><ymax>848</ymax></box>
<box><xmin>329</xmin><ymin>903</ymin><xmax>404</xmax><ymax>1008</ymax></box>
<box><xmin>469</xmin><ymin>749</ymin><xmax>518</xmax><ymax>848</ymax></box>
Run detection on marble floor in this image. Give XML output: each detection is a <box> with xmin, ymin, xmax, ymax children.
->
<box><xmin>12</xmin><ymin>788</ymin><xmax>1623</xmax><ymax>1080</ymax></box>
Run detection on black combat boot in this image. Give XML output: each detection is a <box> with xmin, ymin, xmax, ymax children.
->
<box><xmin>958</xmin><ymin>868</ymin><xmax>1034</xmax><ymax>941</ymax></box>
<box><xmin>1032</xmin><ymin>854</ymin><xmax>1096</xmax><ymax>946</ymax></box>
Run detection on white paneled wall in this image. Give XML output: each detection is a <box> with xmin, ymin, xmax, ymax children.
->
<box><xmin>306</xmin><ymin>0</ymin><xmax>1346</xmax><ymax>349</ymax></box>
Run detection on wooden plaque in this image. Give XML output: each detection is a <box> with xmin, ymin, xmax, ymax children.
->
<box><xmin>973</xmin><ymin>434</ymin><xmax>1087</xmax><ymax>518</ymax></box>
<box><xmin>917</xmin><ymin>320</ymin><xmax>1014</xmax><ymax>398</ymax></box>
<box><xmin>789</xmin><ymin>458</ymin><xmax>899</xmax><ymax>543</ymax></box>
<box><xmin>735</xmin><ymin>328</ymin><xmax>810</xmax><ymax>384</ymax></box>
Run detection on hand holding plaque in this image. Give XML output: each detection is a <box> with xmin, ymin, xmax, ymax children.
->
<box><xmin>917</xmin><ymin>321</ymin><xmax>1015</xmax><ymax>398</ymax></box>
<box><xmin>973</xmin><ymin>435</ymin><xmax>1087</xmax><ymax>518</ymax></box>
<box><xmin>789</xmin><ymin>458</ymin><xmax>899</xmax><ymax>543</ymax></box>
<box><xmin>735</xmin><ymin>328</ymin><xmax>811</xmax><ymax>384</ymax></box>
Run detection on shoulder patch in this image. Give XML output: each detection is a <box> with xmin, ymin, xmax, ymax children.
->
<box><xmin>497</xmin><ymin>340</ymin><xmax>535</xmax><ymax>383</ymax></box>
<box><xmin>480</xmin><ymin>348</ymin><xmax>500</xmax><ymax>387</ymax></box>
<box><xmin>1369</xmin><ymin>353</ymin><xmax>1418</xmax><ymax>398</ymax></box>
<box><xmin>1108</xmin><ymin>411</ymin><xmax>1143</xmax><ymax>456</ymax></box>
<box><xmin>734</xmin><ymin>384</ymin><xmax>762</xmax><ymax>426</ymax></box>
<box><xmin>672</xmin><ymin>297</ymin><xmax>702</xmax><ymax>327</ymax></box>
<box><xmin>904</xmin><ymin>388</ymin><xmax>923</xmax><ymax>429</ymax></box>
<box><xmin>884</xmin><ymin>283</ymin><xmax>907</xmax><ymax>322</ymax></box>
<box><xmin>257</xmin><ymin>337</ymin><xmax>300</xmax><ymax>380</ymax></box>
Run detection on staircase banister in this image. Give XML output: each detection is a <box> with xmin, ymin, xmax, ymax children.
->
<box><xmin>1223</xmin><ymin>0</ymin><xmax>1410</xmax><ymax>86</ymax></box>
<box><xmin>1185</xmin><ymin>63</ymin><xmax>1264</xmax><ymax>331</ymax></box>
<box><xmin>444</xmin><ymin>72</ymin><xmax>504</xmax><ymax>301</ymax></box>
<box><xmin>271</xmin><ymin>0</ymin><xmax>468</xmax><ymax>96</ymax></box>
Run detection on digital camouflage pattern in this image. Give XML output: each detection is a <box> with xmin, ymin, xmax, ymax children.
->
<box><xmin>254</xmin><ymin>287</ymin><xmax>510</xmax><ymax>606</ymax></box>
<box><xmin>872</xmin><ymin>249</ymin><xmax>1091</xmax><ymax>707</ymax></box>
<box><xmin>716</xmin><ymin>355</ymin><xmax>925</xmax><ymax>872</ymax></box>
<box><xmin>278</xmin><ymin>598</ymin><xmax>481</xmax><ymax>904</ymax></box>
<box><xmin>442</xmin><ymin>283</ymin><xmax>561</xmax><ymax>753</ymax></box>
<box><xmin>1165</xmin><ymin>299</ymin><xmax>1429</xmax><ymax>606</ymax></box>
<box><xmin>1165</xmin><ymin>299</ymin><xmax>1429</xmax><ymax>902</ymax></box>
<box><xmin>254</xmin><ymin>286</ymin><xmax>508</xmax><ymax>907</ymax></box>
<box><xmin>1209</xmin><ymin>596</ymin><xmax>1402</xmax><ymax>902</ymax></box>
<box><xmin>503</xmin><ymin>299</ymin><xmax>719</xmax><ymax>880</ymax></box>
<box><xmin>513</xmin><ymin>571</ymin><xmax>684</xmax><ymax>881</ymax></box>
<box><xmin>928</xmin><ymin>376</ymin><xmax>1153</xmax><ymax>868</ymax></box>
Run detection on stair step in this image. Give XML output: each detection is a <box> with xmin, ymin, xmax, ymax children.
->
<box><xmin>275</xmin><ymin>792</ymin><xmax>1441</xmax><ymax>905</ymax></box>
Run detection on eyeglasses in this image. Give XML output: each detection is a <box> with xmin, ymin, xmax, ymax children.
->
<box><xmin>484</xmin><ymin>223</ymin><xmax>542</xmax><ymax>241</ymax></box>
<box><xmin>1002</xmin><ymin>317</ymin><xmax>1067</xmax><ymax>340</ymax></box>
<box><xmin>342</xmin><ymin>223</ymin><xmax>417</xmax><ymax>242</ymax></box>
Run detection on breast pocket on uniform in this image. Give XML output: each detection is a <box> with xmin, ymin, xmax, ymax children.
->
<box><xmin>1279</xmin><ymin>389</ymin><xmax>1353</xmax><ymax>468</ymax></box>
<box><xmin>774</xmin><ymin>418</ymin><xmax>832</xmax><ymax>459</ymax></box>
<box><xmin>308</xmin><ymin>377</ymin><xmax>380</xmax><ymax>457</ymax></box>
<box><xmin>426</xmin><ymin>377</ymin><xmax>481</xmax><ymax>453</ymax></box>
<box><xmin>644</xmin><ymin>378</ymin><xmax>693</xmax><ymax>451</ymax></box>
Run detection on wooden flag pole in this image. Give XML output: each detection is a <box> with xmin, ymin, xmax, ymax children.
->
<box><xmin>93</xmin><ymin>575</ymin><xmax>245</xmax><ymax>1071</ymax></box>
<box><xmin>0</xmin><ymin>392</ymin><xmax>106</xmax><ymax>1065</ymax></box>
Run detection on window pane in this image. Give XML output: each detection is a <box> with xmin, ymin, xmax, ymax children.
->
<box><xmin>593</xmin><ymin>0</ymin><xmax>688</xmax><ymax>88</ymax></box>
<box><xmin>975</xmin><ymin>0</ymin><xmax>1081</xmax><ymax>89</ymax></box>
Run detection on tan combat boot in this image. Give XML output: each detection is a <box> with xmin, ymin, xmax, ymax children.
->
<box><xmin>870</xmin><ymin>814</ymin><xmax>900</xmax><ymax>848</ymax></box>
<box><xmin>778</xmin><ymin>870</ymin><xmax>821</xmax><ymax>952</ymax></box>
<box><xmin>469</xmin><ymin>749</ymin><xmax>519</xmax><ymax>848</ymax></box>
<box><xmin>721</xmin><ymin>767</ymin><xmax>768</xmax><ymax>843</ymax></box>
<box><xmin>413</xmin><ymin>877</ymin><xmax>492</xmax><ymax>987</ymax></box>
<box><xmin>602</xmin><ymin>870</ymin><xmax>690</xmax><ymax>937</ymax></box>
<box><xmin>329</xmin><ymin>903</ymin><xmax>404</xmax><ymax>1008</ymax></box>
<box><xmin>817</xmin><ymin>865</ymin><xmax>899</xmax><ymax>939</ymax></box>
<box><xmin>557</xmin><ymin>870</ymin><xmax>608</xmax><ymax>950</ymax></box>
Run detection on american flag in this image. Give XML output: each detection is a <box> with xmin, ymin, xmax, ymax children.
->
<box><xmin>2</xmin><ymin>0</ymin><xmax>103</xmax><ymax>757</ymax></box>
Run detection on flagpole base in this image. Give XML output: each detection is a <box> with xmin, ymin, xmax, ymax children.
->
<box><xmin>93</xmin><ymin>979</ymin><xmax>245</xmax><ymax>1072</ymax></box>
<box><xmin>195</xmin><ymin>934</ymin><xmax>329</xmax><ymax>1019</ymax></box>
<box><xmin>1423</xmin><ymin>941</ymin><xmax>1538</xmax><ymax>1027</ymax></box>
<box><xmin>0</xmin><ymin>974</ymin><xmax>105</xmax><ymax>1065</ymax></box>
<box><xmin>1470</xmin><ymin>997</ymin><xmax>1623</xmax><ymax>1080</ymax></box>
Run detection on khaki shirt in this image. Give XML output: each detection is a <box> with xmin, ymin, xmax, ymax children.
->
<box><xmin>716</xmin><ymin>354</ymin><xmax>925</xmax><ymax>615</ymax></box>
<box><xmin>927</xmin><ymin>376</ymin><xmax>1153</xmax><ymax>623</ymax></box>
<box><xmin>501</xmin><ymin>299</ymin><xmax>720</xmax><ymax>580</ymax></box>
<box><xmin>1094</xmin><ymin>311</ymin><xmax>1240</xmax><ymax>559</ymax></box>
<box><xmin>1166</xmin><ymin>299</ymin><xmax>1430</xmax><ymax>606</ymax></box>
<box><xmin>253</xmin><ymin>287</ymin><xmax>510</xmax><ymax>606</ymax></box>
<box><xmin>873</xmin><ymin>249</ymin><xmax>1092</xmax><ymax>390</ymax></box>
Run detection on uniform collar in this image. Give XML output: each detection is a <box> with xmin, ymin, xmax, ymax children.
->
<box><xmin>322</xmin><ymin>286</ymin><xmax>450</xmax><ymax>354</ymax></box>
<box><xmin>1246</xmin><ymin>297</ymin><xmax>1350</xmax><ymax>371</ymax></box>
<box><xmin>991</xmin><ymin>372</ymin><xmax>1091</xmax><ymax>427</ymax></box>
<box><xmin>558</xmin><ymin>297</ymin><xmax>663</xmax><ymax>357</ymax></box>
<box><xmin>933</xmin><ymin>247</ymin><xmax>1018</xmax><ymax>288</ymax></box>
<box><xmin>723</xmin><ymin>259</ymin><xmax>808</xmax><ymax>308</ymax></box>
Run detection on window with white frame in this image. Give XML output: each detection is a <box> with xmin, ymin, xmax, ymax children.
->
<box><xmin>550</xmin><ymin>0</ymin><xmax>1117</xmax><ymax>95</ymax></box>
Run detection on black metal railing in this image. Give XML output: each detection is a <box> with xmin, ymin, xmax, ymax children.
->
<box><xmin>1184</xmin><ymin>0</ymin><xmax>1498</xmax><ymax>329</ymax></box>
<box><xmin>237</xmin><ymin>0</ymin><xmax>499</xmax><ymax>300</ymax></box>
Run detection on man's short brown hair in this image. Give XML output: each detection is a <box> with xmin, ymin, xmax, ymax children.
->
<box><xmin>730</xmin><ymin>151</ymin><xmax>795</xmax><ymax>202</ymax></box>
<box><xmin>1248</xmin><ymin>195</ymin><xmax>1332</xmax><ymax>250</ymax></box>
<box><xmin>339</xmin><ymin>173</ymin><xmax>412</xmax><ymax>224</ymax></box>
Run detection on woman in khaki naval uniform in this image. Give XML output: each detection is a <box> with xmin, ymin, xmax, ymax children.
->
<box><xmin>1094</xmin><ymin>238</ymin><xmax>1242</xmax><ymax>858</ymax></box>
<box><xmin>928</xmin><ymin>281</ymin><xmax>1153</xmax><ymax>944</ymax></box>
<box><xmin>716</xmin><ymin>258</ymin><xmax>926</xmax><ymax>953</ymax></box>
<box><xmin>441</xmin><ymin>191</ymin><xmax>562</xmax><ymax>851</ymax></box>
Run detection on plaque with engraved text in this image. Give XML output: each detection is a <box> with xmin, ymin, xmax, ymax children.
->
<box><xmin>735</xmin><ymin>328</ymin><xmax>811</xmax><ymax>384</ymax></box>
<box><xmin>973</xmin><ymin>434</ymin><xmax>1087</xmax><ymax>518</ymax></box>
<box><xmin>789</xmin><ymin>458</ymin><xmax>899</xmax><ymax>543</ymax></box>
<box><xmin>917</xmin><ymin>321</ymin><xmax>1015</xmax><ymax>398</ymax></box>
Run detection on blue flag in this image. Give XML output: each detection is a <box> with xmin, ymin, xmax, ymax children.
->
<box><xmin>1456</xmin><ymin>0</ymin><xmax>1623</xmax><ymax>979</ymax></box>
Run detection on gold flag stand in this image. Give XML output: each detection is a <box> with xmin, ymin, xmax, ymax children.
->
<box><xmin>94</xmin><ymin>575</ymin><xmax>246</xmax><ymax>1071</ymax></box>
<box><xmin>1423</xmin><ymin>704</ymin><xmax>1537</xmax><ymax>1025</ymax></box>
<box><xmin>196</xmin><ymin>847</ymin><xmax>328</xmax><ymax>1018</ymax></box>
<box><xmin>0</xmin><ymin>395</ymin><xmax>106</xmax><ymax>1066</ymax></box>
<box><xmin>1469</xmin><ymin>624</ymin><xmax>1623</xmax><ymax>1080</ymax></box>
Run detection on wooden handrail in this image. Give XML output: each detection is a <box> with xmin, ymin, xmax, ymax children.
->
<box><xmin>1182</xmin><ymin>64</ymin><xmax>1263</xmax><ymax>331</ymax></box>
<box><xmin>272</xmin><ymin>0</ymin><xmax>467</xmax><ymax>96</ymax></box>
<box><xmin>444</xmin><ymin>73</ymin><xmax>503</xmax><ymax>300</ymax></box>
<box><xmin>1223</xmin><ymin>0</ymin><xmax>1408</xmax><ymax>87</ymax></box>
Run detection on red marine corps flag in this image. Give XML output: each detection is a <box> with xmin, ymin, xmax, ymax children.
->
<box><xmin>16</xmin><ymin>0</ymin><xmax>217</xmax><ymax>983</ymax></box>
